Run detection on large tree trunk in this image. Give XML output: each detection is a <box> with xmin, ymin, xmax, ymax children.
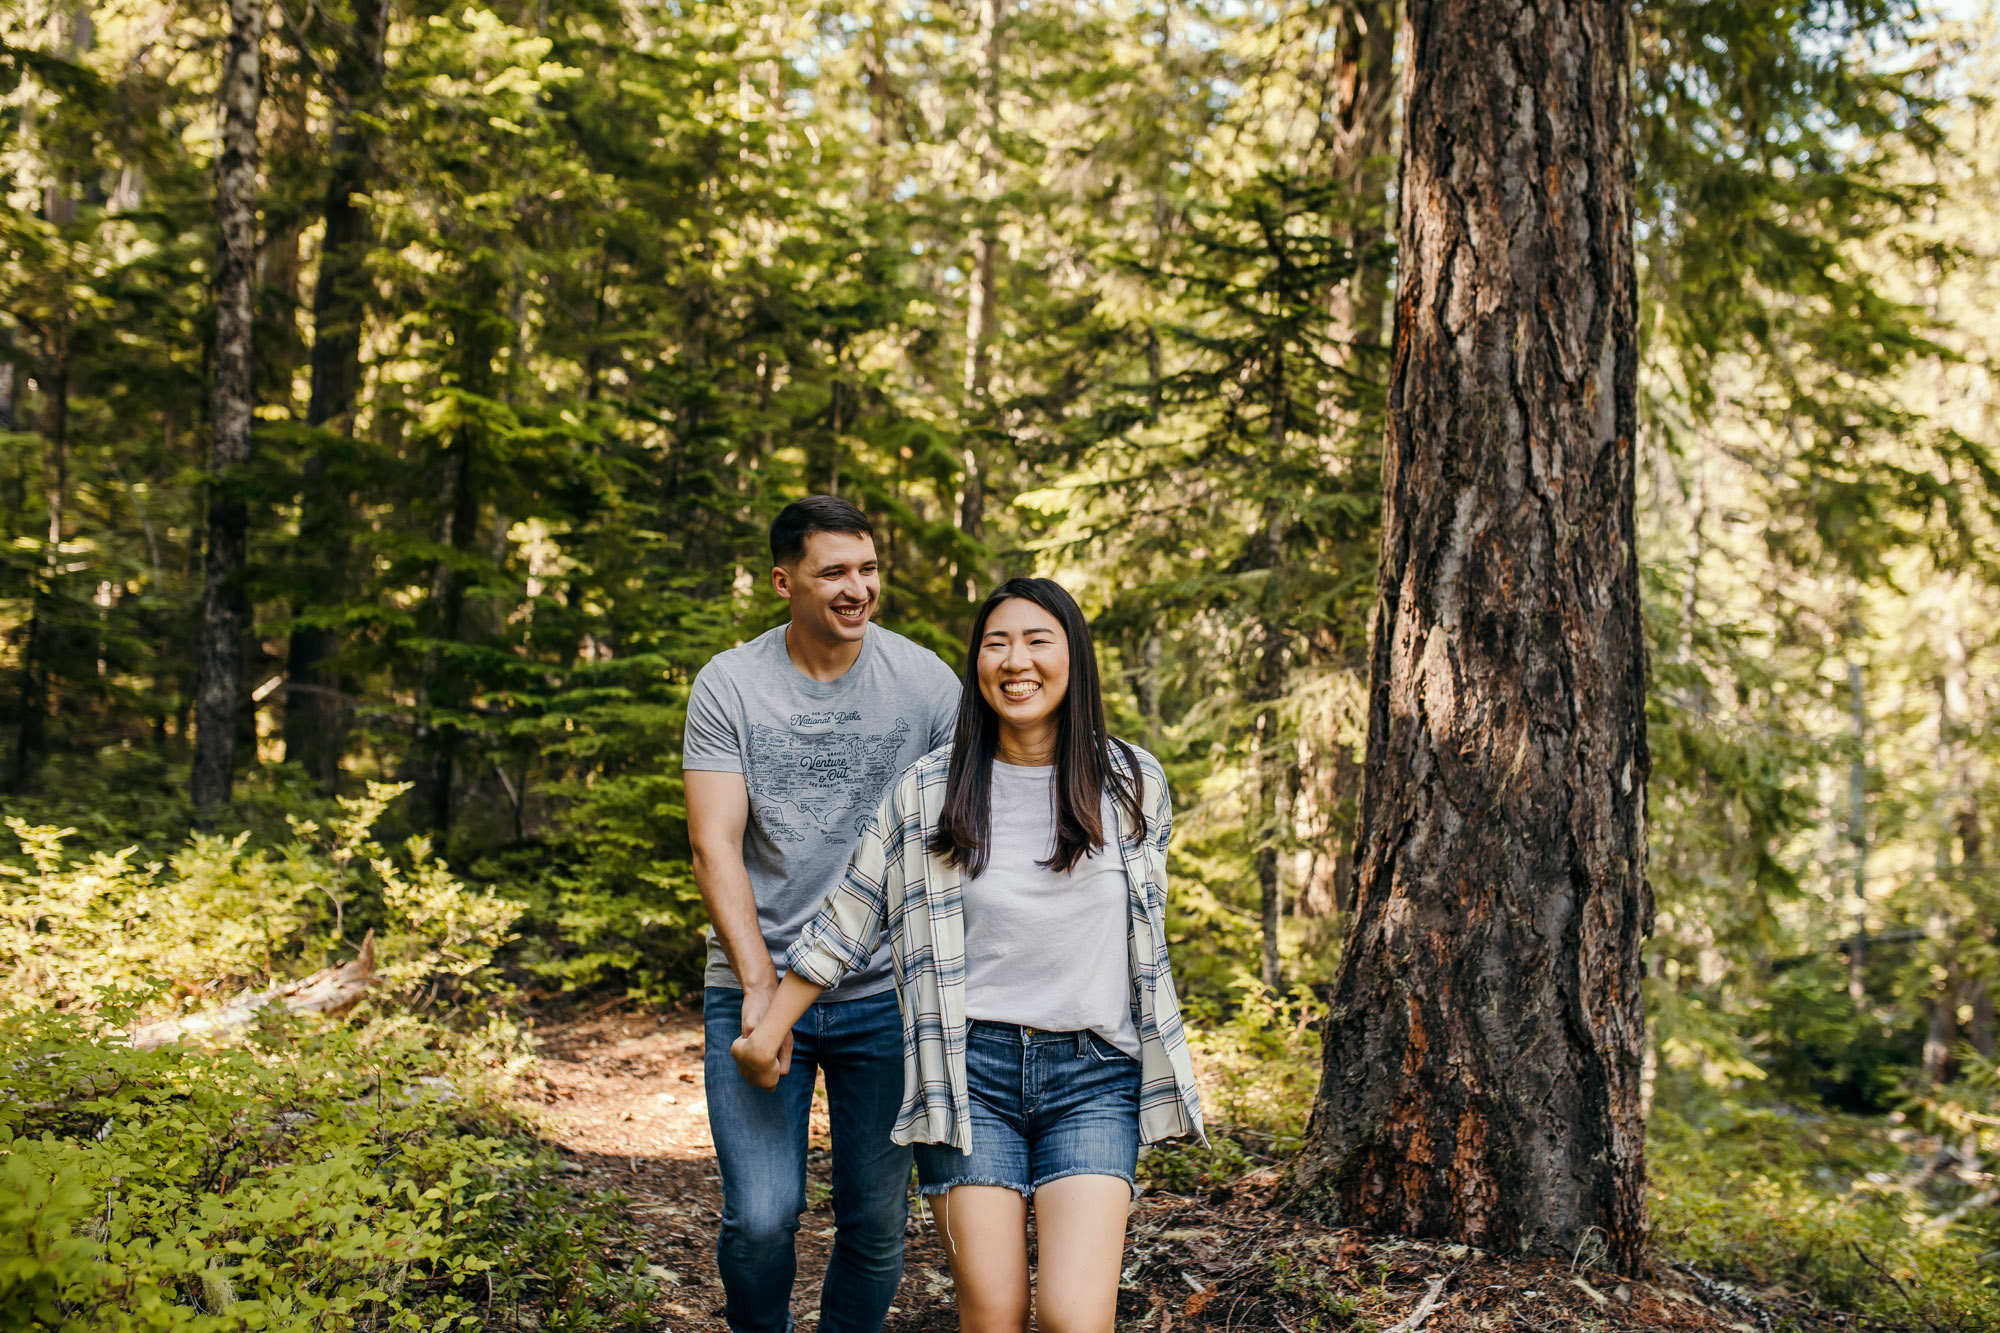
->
<box><xmin>192</xmin><ymin>0</ymin><xmax>264</xmax><ymax>813</ymax></box>
<box><xmin>1286</xmin><ymin>0</ymin><xmax>1651</xmax><ymax>1275</ymax></box>
<box><xmin>284</xmin><ymin>0</ymin><xmax>385</xmax><ymax>792</ymax></box>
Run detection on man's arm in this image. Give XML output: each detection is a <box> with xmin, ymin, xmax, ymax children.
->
<box><xmin>685</xmin><ymin>769</ymin><xmax>791</xmax><ymax>1062</ymax></box>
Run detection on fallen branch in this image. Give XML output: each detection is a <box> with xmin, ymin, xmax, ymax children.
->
<box><xmin>129</xmin><ymin>932</ymin><xmax>377</xmax><ymax>1049</ymax></box>
<box><xmin>1382</xmin><ymin>1276</ymin><xmax>1446</xmax><ymax>1333</ymax></box>
<box><xmin>1924</xmin><ymin>1185</ymin><xmax>1999</xmax><ymax>1232</ymax></box>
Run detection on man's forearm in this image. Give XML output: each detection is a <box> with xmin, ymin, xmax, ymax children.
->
<box><xmin>693</xmin><ymin>849</ymin><xmax>776</xmax><ymax>990</ymax></box>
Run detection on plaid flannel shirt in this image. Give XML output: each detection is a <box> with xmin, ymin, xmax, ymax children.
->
<box><xmin>786</xmin><ymin>741</ymin><xmax>1205</xmax><ymax>1152</ymax></box>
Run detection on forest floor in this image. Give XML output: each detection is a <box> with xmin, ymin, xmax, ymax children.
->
<box><xmin>519</xmin><ymin>1001</ymin><xmax>1768</xmax><ymax>1333</ymax></box>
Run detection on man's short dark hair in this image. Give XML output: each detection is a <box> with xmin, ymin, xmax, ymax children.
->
<box><xmin>770</xmin><ymin>495</ymin><xmax>875</xmax><ymax>566</ymax></box>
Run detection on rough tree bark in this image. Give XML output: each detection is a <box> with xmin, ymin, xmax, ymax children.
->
<box><xmin>1286</xmin><ymin>0</ymin><xmax>1652</xmax><ymax>1275</ymax></box>
<box><xmin>285</xmin><ymin>0</ymin><xmax>385</xmax><ymax>792</ymax></box>
<box><xmin>192</xmin><ymin>0</ymin><xmax>264</xmax><ymax>813</ymax></box>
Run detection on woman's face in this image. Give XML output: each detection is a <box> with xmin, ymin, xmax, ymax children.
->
<box><xmin>976</xmin><ymin>597</ymin><xmax>1071</xmax><ymax>740</ymax></box>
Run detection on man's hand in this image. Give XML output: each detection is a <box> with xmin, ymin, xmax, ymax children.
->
<box><xmin>740</xmin><ymin>980</ymin><xmax>794</xmax><ymax>1075</ymax></box>
<box><xmin>731</xmin><ymin>1031</ymin><xmax>784</xmax><ymax>1091</ymax></box>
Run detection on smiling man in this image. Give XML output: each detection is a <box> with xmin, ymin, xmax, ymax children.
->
<box><xmin>682</xmin><ymin>495</ymin><xmax>961</xmax><ymax>1333</ymax></box>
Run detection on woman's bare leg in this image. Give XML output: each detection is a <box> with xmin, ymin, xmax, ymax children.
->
<box><xmin>929</xmin><ymin>1186</ymin><xmax>1031</xmax><ymax>1333</ymax></box>
<box><xmin>1030</xmin><ymin>1175</ymin><xmax>1133</xmax><ymax>1333</ymax></box>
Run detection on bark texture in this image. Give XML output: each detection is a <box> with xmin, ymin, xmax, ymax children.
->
<box><xmin>1286</xmin><ymin>0</ymin><xmax>1652</xmax><ymax>1274</ymax></box>
<box><xmin>192</xmin><ymin>0</ymin><xmax>263</xmax><ymax>812</ymax></box>
<box><xmin>285</xmin><ymin>0</ymin><xmax>386</xmax><ymax>791</ymax></box>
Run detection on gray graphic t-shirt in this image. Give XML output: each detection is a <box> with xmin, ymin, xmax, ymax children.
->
<box><xmin>682</xmin><ymin>623</ymin><xmax>961</xmax><ymax>1000</ymax></box>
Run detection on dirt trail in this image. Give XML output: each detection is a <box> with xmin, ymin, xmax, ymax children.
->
<box><xmin>522</xmin><ymin>1003</ymin><xmax>1745</xmax><ymax>1333</ymax></box>
<box><xmin>518</xmin><ymin>1002</ymin><xmax>960</xmax><ymax>1332</ymax></box>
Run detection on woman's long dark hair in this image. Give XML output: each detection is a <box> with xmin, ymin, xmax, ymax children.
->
<box><xmin>928</xmin><ymin>578</ymin><xmax>1146</xmax><ymax>878</ymax></box>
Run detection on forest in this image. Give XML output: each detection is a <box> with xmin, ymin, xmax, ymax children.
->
<box><xmin>2</xmin><ymin>0</ymin><xmax>1999</xmax><ymax>1326</ymax></box>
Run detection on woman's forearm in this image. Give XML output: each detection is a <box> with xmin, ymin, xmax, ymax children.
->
<box><xmin>732</xmin><ymin>969</ymin><xmax>827</xmax><ymax>1090</ymax></box>
<box><xmin>749</xmin><ymin>970</ymin><xmax>823</xmax><ymax>1052</ymax></box>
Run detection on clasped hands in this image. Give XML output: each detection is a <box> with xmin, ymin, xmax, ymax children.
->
<box><xmin>730</xmin><ymin>984</ymin><xmax>793</xmax><ymax>1091</ymax></box>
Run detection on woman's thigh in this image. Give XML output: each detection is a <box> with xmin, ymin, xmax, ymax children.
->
<box><xmin>1031</xmin><ymin>1174</ymin><xmax>1135</xmax><ymax>1333</ymax></box>
<box><xmin>928</xmin><ymin>1186</ymin><xmax>1030</xmax><ymax>1333</ymax></box>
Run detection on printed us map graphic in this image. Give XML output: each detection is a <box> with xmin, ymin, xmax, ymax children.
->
<box><xmin>747</xmin><ymin>716</ymin><xmax>912</xmax><ymax>844</ymax></box>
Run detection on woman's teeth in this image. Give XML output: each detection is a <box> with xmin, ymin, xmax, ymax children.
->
<box><xmin>1001</xmin><ymin>681</ymin><xmax>1040</xmax><ymax>698</ymax></box>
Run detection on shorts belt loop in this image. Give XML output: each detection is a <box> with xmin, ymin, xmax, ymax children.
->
<box><xmin>1075</xmin><ymin>1030</ymin><xmax>1088</xmax><ymax>1058</ymax></box>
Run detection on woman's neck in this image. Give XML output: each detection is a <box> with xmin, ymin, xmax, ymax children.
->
<box><xmin>993</xmin><ymin>720</ymin><xmax>1057</xmax><ymax>767</ymax></box>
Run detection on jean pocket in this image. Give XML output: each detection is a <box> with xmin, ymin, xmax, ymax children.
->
<box><xmin>1081</xmin><ymin>1032</ymin><xmax>1138</xmax><ymax>1066</ymax></box>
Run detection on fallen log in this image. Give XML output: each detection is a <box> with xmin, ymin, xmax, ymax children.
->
<box><xmin>128</xmin><ymin>931</ymin><xmax>377</xmax><ymax>1050</ymax></box>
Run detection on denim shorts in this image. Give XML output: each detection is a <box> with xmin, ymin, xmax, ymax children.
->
<box><xmin>914</xmin><ymin>1020</ymin><xmax>1143</xmax><ymax>1199</ymax></box>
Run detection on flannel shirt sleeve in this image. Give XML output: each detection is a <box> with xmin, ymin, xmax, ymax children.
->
<box><xmin>785</xmin><ymin>789</ymin><xmax>899</xmax><ymax>988</ymax></box>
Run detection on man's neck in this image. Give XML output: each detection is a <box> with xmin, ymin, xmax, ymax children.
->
<box><xmin>785</xmin><ymin>621</ymin><xmax>868</xmax><ymax>682</ymax></box>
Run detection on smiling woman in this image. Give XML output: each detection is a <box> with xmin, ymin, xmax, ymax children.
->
<box><xmin>732</xmin><ymin>575</ymin><xmax>1203</xmax><ymax>1333</ymax></box>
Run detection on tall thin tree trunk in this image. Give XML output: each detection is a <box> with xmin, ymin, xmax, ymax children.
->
<box><xmin>1286</xmin><ymin>0</ymin><xmax>1650</xmax><ymax>1273</ymax></box>
<box><xmin>1846</xmin><ymin>657</ymin><xmax>1869</xmax><ymax>1004</ymax></box>
<box><xmin>1923</xmin><ymin>606</ymin><xmax>1971</xmax><ymax>1085</ymax></box>
<box><xmin>41</xmin><ymin>4</ymin><xmax>92</xmax><ymax>225</ymax></box>
<box><xmin>192</xmin><ymin>0</ymin><xmax>264</xmax><ymax>813</ymax></box>
<box><xmin>1254</xmin><ymin>717</ymin><xmax>1288</xmax><ymax>990</ymax></box>
<box><xmin>958</xmin><ymin>0</ymin><xmax>1002</xmax><ymax>597</ymax></box>
<box><xmin>12</xmin><ymin>348</ymin><xmax>68</xmax><ymax>789</ymax></box>
<box><xmin>1326</xmin><ymin>0</ymin><xmax>1395</xmax><ymax>350</ymax></box>
<box><xmin>285</xmin><ymin>0</ymin><xmax>384</xmax><ymax>792</ymax></box>
<box><xmin>411</xmin><ymin>264</ymin><xmax>503</xmax><ymax>835</ymax></box>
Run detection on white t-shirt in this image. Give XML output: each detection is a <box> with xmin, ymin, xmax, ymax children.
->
<box><xmin>961</xmin><ymin>759</ymin><xmax>1141</xmax><ymax>1057</ymax></box>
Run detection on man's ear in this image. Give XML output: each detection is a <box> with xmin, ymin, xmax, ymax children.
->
<box><xmin>771</xmin><ymin>564</ymin><xmax>794</xmax><ymax>601</ymax></box>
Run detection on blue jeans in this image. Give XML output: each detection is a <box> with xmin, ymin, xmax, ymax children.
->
<box><xmin>913</xmin><ymin>1021</ymin><xmax>1142</xmax><ymax>1198</ymax></box>
<box><xmin>704</xmin><ymin>987</ymin><xmax>910</xmax><ymax>1333</ymax></box>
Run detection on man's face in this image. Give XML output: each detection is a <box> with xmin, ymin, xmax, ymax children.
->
<box><xmin>774</xmin><ymin>530</ymin><xmax>881</xmax><ymax>644</ymax></box>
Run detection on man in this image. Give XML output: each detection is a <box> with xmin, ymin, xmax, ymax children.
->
<box><xmin>683</xmin><ymin>495</ymin><xmax>961</xmax><ymax>1333</ymax></box>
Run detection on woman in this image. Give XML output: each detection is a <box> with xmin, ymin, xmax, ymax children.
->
<box><xmin>732</xmin><ymin>577</ymin><xmax>1203</xmax><ymax>1333</ymax></box>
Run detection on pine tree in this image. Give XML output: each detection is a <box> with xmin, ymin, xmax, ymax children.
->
<box><xmin>1286</xmin><ymin>0</ymin><xmax>1651</xmax><ymax>1272</ymax></box>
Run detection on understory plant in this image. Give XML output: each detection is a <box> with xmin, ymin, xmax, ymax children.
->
<box><xmin>0</xmin><ymin>791</ymin><xmax>652</xmax><ymax>1332</ymax></box>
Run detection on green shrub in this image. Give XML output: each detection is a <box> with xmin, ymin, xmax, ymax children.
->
<box><xmin>2</xmin><ymin>783</ymin><xmax>521</xmax><ymax>1019</ymax></box>
<box><xmin>1650</xmin><ymin>1101</ymin><xmax>2000</xmax><ymax>1330</ymax></box>
<box><xmin>0</xmin><ymin>799</ymin><xmax>648</xmax><ymax>1332</ymax></box>
<box><xmin>0</xmin><ymin>1009</ymin><xmax>651</xmax><ymax>1332</ymax></box>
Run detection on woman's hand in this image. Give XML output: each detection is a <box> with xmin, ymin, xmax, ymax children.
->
<box><xmin>731</xmin><ymin>1032</ymin><xmax>785</xmax><ymax>1091</ymax></box>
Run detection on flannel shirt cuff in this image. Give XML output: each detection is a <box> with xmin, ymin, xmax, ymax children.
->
<box><xmin>784</xmin><ymin>937</ymin><xmax>852</xmax><ymax>990</ymax></box>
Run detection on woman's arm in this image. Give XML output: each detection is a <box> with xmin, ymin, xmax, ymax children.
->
<box><xmin>733</xmin><ymin>786</ymin><xmax>904</xmax><ymax>1091</ymax></box>
<box><xmin>730</xmin><ymin>970</ymin><xmax>824</xmax><ymax>1090</ymax></box>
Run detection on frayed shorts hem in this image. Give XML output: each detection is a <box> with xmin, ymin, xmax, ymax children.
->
<box><xmin>916</xmin><ymin>1167</ymin><xmax>1137</xmax><ymax>1200</ymax></box>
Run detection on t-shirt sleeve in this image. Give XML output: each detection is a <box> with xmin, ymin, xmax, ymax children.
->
<box><xmin>681</xmin><ymin>667</ymin><xmax>743</xmax><ymax>773</ymax></box>
<box><xmin>926</xmin><ymin>653</ymin><xmax>963</xmax><ymax>751</ymax></box>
